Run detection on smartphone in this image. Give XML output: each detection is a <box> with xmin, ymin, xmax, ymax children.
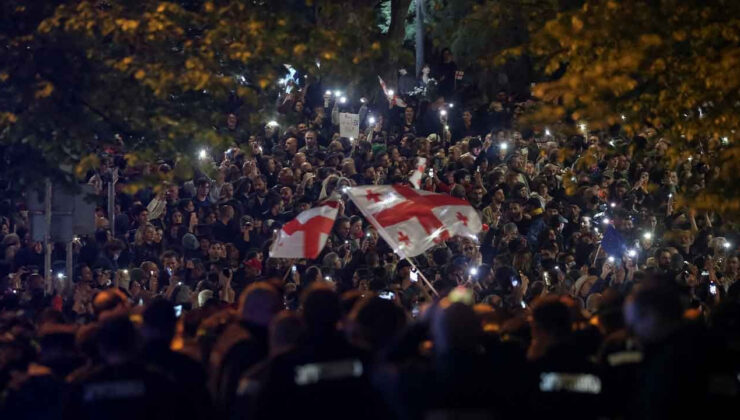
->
<box><xmin>291</xmin><ymin>265</ymin><xmax>297</xmax><ymax>273</ymax></box>
<box><xmin>410</xmin><ymin>269</ymin><xmax>418</xmax><ymax>283</ymax></box>
<box><xmin>174</xmin><ymin>305</ymin><xmax>183</xmax><ymax>317</ymax></box>
<box><xmin>709</xmin><ymin>282</ymin><xmax>717</xmax><ymax>296</ymax></box>
<box><xmin>166</xmin><ymin>267</ymin><xmax>173</xmax><ymax>276</ymax></box>
<box><xmin>379</xmin><ymin>291</ymin><xmax>395</xmax><ymax>300</ymax></box>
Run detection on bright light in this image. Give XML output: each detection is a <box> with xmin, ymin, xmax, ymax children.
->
<box><xmin>341</xmin><ymin>186</ymin><xmax>350</xmax><ymax>193</ymax></box>
<box><xmin>722</xmin><ymin>136</ymin><xmax>729</xmax><ymax>144</ymax></box>
<box><xmin>448</xmin><ymin>103</ymin><xmax>454</xmax><ymax>108</ymax></box>
<box><xmin>368</xmin><ymin>116</ymin><xmax>376</xmax><ymax>125</ymax></box>
<box><xmin>57</xmin><ymin>272</ymin><xmax>64</xmax><ymax>279</ymax></box>
<box><xmin>469</xmin><ymin>267</ymin><xmax>478</xmax><ymax>276</ymax></box>
<box><xmin>339</xmin><ymin>96</ymin><xmax>347</xmax><ymax>104</ymax></box>
<box><xmin>643</xmin><ymin>232</ymin><xmax>653</xmax><ymax>240</ymax></box>
<box><xmin>325</xmin><ymin>90</ymin><xmax>331</xmax><ymax>95</ymax></box>
<box><xmin>444</xmin><ymin>125</ymin><xmax>449</xmax><ymax>130</ymax></box>
<box><xmin>334</xmin><ymin>90</ymin><xmax>341</xmax><ymax>97</ymax></box>
<box><xmin>500</xmin><ymin>142</ymin><xmax>508</xmax><ymax>151</ymax></box>
<box><xmin>198</xmin><ymin>149</ymin><xmax>207</xmax><ymax>160</ymax></box>
<box><xmin>602</xmin><ymin>217</ymin><xmax>610</xmax><ymax>224</ymax></box>
<box><xmin>621</xmin><ymin>114</ymin><xmax>626</xmax><ymax>120</ymax></box>
<box><xmin>267</xmin><ymin>120</ymin><xmax>279</xmax><ymax>127</ymax></box>
<box><xmin>387</xmin><ymin>89</ymin><xmax>394</xmax><ymax>97</ymax></box>
<box><xmin>545</xmin><ymin>128</ymin><xmax>551</xmax><ymax>136</ymax></box>
<box><xmin>628</xmin><ymin>249</ymin><xmax>637</xmax><ymax>257</ymax></box>
<box><xmin>724</xmin><ymin>241</ymin><xmax>732</xmax><ymax>249</ymax></box>
<box><xmin>669</xmin><ymin>193</ymin><xmax>673</xmax><ymax>198</ymax></box>
<box><xmin>440</xmin><ymin>109</ymin><xmax>447</xmax><ymax>117</ymax></box>
<box><xmin>688</xmin><ymin>156</ymin><xmax>693</xmax><ymax>162</ymax></box>
<box><xmin>324</xmin><ymin>276</ymin><xmax>332</xmax><ymax>281</ymax></box>
<box><xmin>610</xmin><ymin>202</ymin><xmax>616</xmax><ymax>208</ymax></box>
<box><xmin>360</xmin><ymin>98</ymin><xmax>366</xmax><ymax>103</ymax></box>
<box><xmin>608</xmin><ymin>256</ymin><xmax>615</xmax><ymax>263</ymax></box>
<box><xmin>579</xmin><ymin>123</ymin><xmax>587</xmax><ymax>131</ymax></box>
<box><xmin>315</xmin><ymin>60</ymin><xmax>321</xmax><ymax>68</ymax></box>
<box><xmin>349</xmin><ymin>137</ymin><xmax>354</xmax><ymax>143</ymax></box>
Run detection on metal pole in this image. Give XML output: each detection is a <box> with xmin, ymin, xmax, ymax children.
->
<box><xmin>44</xmin><ymin>179</ymin><xmax>52</xmax><ymax>293</ymax></box>
<box><xmin>405</xmin><ymin>256</ymin><xmax>438</xmax><ymax>296</ymax></box>
<box><xmin>108</xmin><ymin>168</ymin><xmax>116</xmax><ymax>237</ymax></box>
<box><xmin>415</xmin><ymin>0</ymin><xmax>425</xmax><ymax>77</ymax></box>
<box><xmin>66</xmin><ymin>240</ymin><xmax>74</xmax><ymax>295</ymax></box>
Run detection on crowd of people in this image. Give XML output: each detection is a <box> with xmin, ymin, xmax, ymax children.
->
<box><xmin>1</xmin><ymin>53</ymin><xmax>740</xmax><ymax>419</ymax></box>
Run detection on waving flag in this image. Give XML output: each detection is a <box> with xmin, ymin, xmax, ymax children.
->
<box><xmin>409</xmin><ymin>158</ymin><xmax>426</xmax><ymax>189</ymax></box>
<box><xmin>346</xmin><ymin>185</ymin><xmax>481</xmax><ymax>258</ymax></box>
<box><xmin>378</xmin><ymin>76</ymin><xmax>407</xmax><ymax>108</ymax></box>
<box><xmin>270</xmin><ymin>201</ymin><xmax>339</xmax><ymax>259</ymax></box>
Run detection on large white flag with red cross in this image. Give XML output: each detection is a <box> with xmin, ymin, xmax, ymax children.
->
<box><xmin>346</xmin><ymin>185</ymin><xmax>481</xmax><ymax>258</ymax></box>
<box><xmin>270</xmin><ymin>201</ymin><xmax>339</xmax><ymax>259</ymax></box>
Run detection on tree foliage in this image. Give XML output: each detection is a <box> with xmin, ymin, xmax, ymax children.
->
<box><xmin>520</xmin><ymin>0</ymin><xmax>740</xmax><ymax>216</ymax></box>
<box><xmin>0</xmin><ymin>0</ymin><xmax>407</xmax><ymax>194</ymax></box>
<box><xmin>425</xmin><ymin>0</ymin><xmax>560</xmax><ymax>95</ymax></box>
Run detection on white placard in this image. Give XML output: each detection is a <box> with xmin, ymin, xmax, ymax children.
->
<box><xmin>339</xmin><ymin>113</ymin><xmax>360</xmax><ymax>139</ymax></box>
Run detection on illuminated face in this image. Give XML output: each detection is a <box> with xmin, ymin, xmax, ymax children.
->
<box><xmin>337</xmin><ymin>221</ymin><xmax>350</xmax><ymax>239</ymax></box>
<box><xmin>463</xmin><ymin>111</ymin><xmax>472</xmax><ymax>124</ymax></box>
<box><xmin>227</xmin><ymin>113</ymin><xmax>237</xmax><ymax>129</ymax></box>
<box><xmin>405</xmin><ymin>107</ymin><xmax>414</xmax><ymax>120</ymax></box>
<box><xmin>144</xmin><ymin>226</ymin><xmax>155</xmax><ymax>242</ymax></box>
<box><xmin>305</xmin><ymin>131</ymin><xmax>317</xmax><ymax>148</ymax></box>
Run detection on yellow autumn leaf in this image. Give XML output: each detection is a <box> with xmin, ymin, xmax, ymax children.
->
<box><xmin>75</xmin><ymin>154</ymin><xmax>100</xmax><ymax>179</ymax></box>
<box><xmin>35</xmin><ymin>81</ymin><xmax>54</xmax><ymax>98</ymax></box>
<box><xmin>571</xmin><ymin>16</ymin><xmax>583</xmax><ymax>32</ymax></box>
<box><xmin>0</xmin><ymin>112</ymin><xmax>17</xmax><ymax>124</ymax></box>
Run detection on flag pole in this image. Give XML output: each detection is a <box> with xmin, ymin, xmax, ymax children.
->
<box><xmin>404</xmin><ymin>256</ymin><xmax>438</xmax><ymax>297</ymax></box>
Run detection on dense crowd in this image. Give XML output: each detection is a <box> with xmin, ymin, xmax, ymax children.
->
<box><xmin>1</xmin><ymin>54</ymin><xmax>740</xmax><ymax>419</ymax></box>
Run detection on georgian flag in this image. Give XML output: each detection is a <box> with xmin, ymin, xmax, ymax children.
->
<box><xmin>270</xmin><ymin>201</ymin><xmax>339</xmax><ymax>259</ymax></box>
<box><xmin>346</xmin><ymin>185</ymin><xmax>481</xmax><ymax>258</ymax></box>
<box><xmin>409</xmin><ymin>157</ymin><xmax>426</xmax><ymax>189</ymax></box>
<box><xmin>378</xmin><ymin>75</ymin><xmax>407</xmax><ymax>108</ymax></box>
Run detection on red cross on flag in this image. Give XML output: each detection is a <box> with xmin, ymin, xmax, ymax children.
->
<box><xmin>346</xmin><ymin>185</ymin><xmax>482</xmax><ymax>258</ymax></box>
<box><xmin>269</xmin><ymin>201</ymin><xmax>339</xmax><ymax>259</ymax></box>
<box><xmin>408</xmin><ymin>157</ymin><xmax>426</xmax><ymax>189</ymax></box>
